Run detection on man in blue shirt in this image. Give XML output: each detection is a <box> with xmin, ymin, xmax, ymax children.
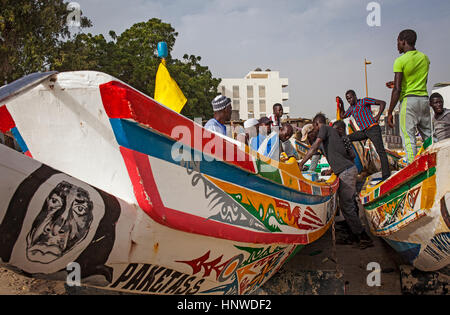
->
<box><xmin>249</xmin><ymin>117</ymin><xmax>273</xmax><ymax>151</ymax></box>
<box><xmin>204</xmin><ymin>95</ymin><xmax>232</xmax><ymax>136</ymax></box>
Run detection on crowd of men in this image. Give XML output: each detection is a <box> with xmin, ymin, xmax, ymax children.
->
<box><xmin>203</xmin><ymin>29</ymin><xmax>450</xmax><ymax>250</ymax></box>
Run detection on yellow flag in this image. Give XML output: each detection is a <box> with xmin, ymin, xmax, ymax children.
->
<box><xmin>154</xmin><ymin>60</ymin><xmax>187</xmax><ymax>113</ymax></box>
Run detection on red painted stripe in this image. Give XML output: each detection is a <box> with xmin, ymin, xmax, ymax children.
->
<box><xmin>99</xmin><ymin>84</ymin><xmax>133</xmax><ymax>119</ymax></box>
<box><xmin>0</xmin><ymin>105</ymin><xmax>15</xmax><ymax>133</ymax></box>
<box><xmin>297</xmin><ymin>224</ymin><xmax>315</xmax><ymax>231</ymax></box>
<box><xmin>120</xmin><ymin>146</ymin><xmax>311</xmax><ymax>245</ymax></box>
<box><xmin>119</xmin><ymin>147</ymin><xmax>154</xmax><ymax>215</ymax></box>
<box><xmin>379</xmin><ymin>153</ymin><xmax>437</xmax><ymax>195</ymax></box>
<box><xmin>304</xmin><ymin>211</ymin><xmax>322</xmax><ymax>223</ymax></box>
<box><xmin>100</xmin><ymin>81</ymin><xmax>256</xmax><ymax>174</ymax></box>
<box><xmin>301</xmin><ymin>217</ymin><xmax>324</xmax><ymax>227</ymax></box>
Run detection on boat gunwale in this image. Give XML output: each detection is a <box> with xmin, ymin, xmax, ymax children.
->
<box><xmin>99</xmin><ymin>80</ymin><xmax>339</xmax><ymax>197</ymax></box>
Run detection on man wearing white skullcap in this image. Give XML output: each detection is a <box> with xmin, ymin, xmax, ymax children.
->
<box><xmin>204</xmin><ymin>95</ymin><xmax>232</xmax><ymax>136</ymax></box>
<box><xmin>237</xmin><ymin>118</ymin><xmax>259</xmax><ymax>145</ymax></box>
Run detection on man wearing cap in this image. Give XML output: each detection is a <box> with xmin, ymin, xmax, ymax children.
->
<box><xmin>300</xmin><ymin>124</ymin><xmax>322</xmax><ymax>171</ymax></box>
<box><xmin>204</xmin><ymin>95</ymin><xmax>232</xmax><ymax>136</ymax></box>
<box><xmin>237</xmin><ymin>118</ymin><xmax>259</xmax><ymax>145</ymax></box>
<box><xmin>249</xmin><ymin>117</ymin><xmax>273</xmax><ymax>151</ymax></box>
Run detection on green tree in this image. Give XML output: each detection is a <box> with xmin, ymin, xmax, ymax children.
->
<box><xmin>54</xmin><ymin>18</ymin><xmax>220</xmax><ymax>120</ymax></box>
<box><xmin>171</xmin><ymin>54</ymin><xmax>220</xmax><ymax>119</ymax></box>
<box><xmin>0</xmin><ymin>0</ymin><xmax>91</xmax><ymax>83</ymax></box>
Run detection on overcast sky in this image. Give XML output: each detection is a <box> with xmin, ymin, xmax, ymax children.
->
<box><xmin>74</xmin><ymin>0</ymin><xmax>450</xmax><ymax>119</ymax></box>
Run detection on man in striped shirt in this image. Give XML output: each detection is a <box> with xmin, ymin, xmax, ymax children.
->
<box><xmin>338</xmin><ymin>90</ymin><xmax>391</xmax><ymax>180</ymax></box>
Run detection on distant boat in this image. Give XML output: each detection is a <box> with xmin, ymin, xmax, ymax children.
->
<box><xmin>360</xmin><ymin>139</ymin><xmax>450</xmax><ymax>271</ymax></box>
<box><xmin>0</xmin><ymin>71</ymin><xmax>339</xmax><ymax>294</ymax></box>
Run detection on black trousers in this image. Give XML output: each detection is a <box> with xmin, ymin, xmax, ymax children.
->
<box><xmin>348</xmin><ymin>124</ymin><xmax>391</xmax><ymax>179</ymax></box>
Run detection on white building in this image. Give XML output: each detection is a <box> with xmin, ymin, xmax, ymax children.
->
<box><xmin>218</xmin><ymin>69</ymin><xmax>289</xmax><ymax>121</ymax></box>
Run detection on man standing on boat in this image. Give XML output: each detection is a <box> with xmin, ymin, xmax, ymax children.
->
<box><xmin>299</xmin><ymin>113</ymin><xmax>374</xmax><ymax>249</ymax></box>
<box><xmin>268</xmin><ymin>103</ymin><xmax>284</xmax><ymax>127</ymax></box>
<box><xmin>204</xmin><ymin>95</ymin><xmax>232</xmax><ymax>136</ymax></box>
<box><xmin>337</xmin><ymin>90</ymin><xmax>391</xmax><ymax>180</ymax></box>
<box><xmin>386</xmin><ymin>29</ymin><xmax>432</xmax><ymax>164</ymax></box>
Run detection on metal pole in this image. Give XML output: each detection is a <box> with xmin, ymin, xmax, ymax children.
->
<box><xmin>365</xmin><ymin>58</ymin><xmax>369</xmax><ymax>98</ymax></box>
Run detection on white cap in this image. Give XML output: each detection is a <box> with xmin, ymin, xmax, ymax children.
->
<box><xmin>244</xmin><ymin>118</ymin><xmax>259</xmax><ymax>129</ymax></box>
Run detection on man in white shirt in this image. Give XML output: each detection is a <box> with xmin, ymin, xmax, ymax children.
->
<box><xmin>268</xmin><ymin>103</ymin><xmax>283</xmax><ymax>127</ymax></box>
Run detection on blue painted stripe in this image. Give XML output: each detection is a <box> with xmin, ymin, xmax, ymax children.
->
<box><xmin>110</xmin><ymin>119</ymin><xmax>331</xmax><ymax>205</ymax></box>
<box><xmin>384</xmin><ymin>238</ymin><xmax>420</xmax><ymax>263</ymax></box>
<box><xmin>11</xmin><ymin>127</ymin><xmax>29</xmax><ymax>153</ymax></box>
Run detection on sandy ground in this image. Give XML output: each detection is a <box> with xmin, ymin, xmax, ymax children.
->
<box><xmin>0</xmin><ymin>268</ymin><xmax>67</xmax><ymax>295</ymax></box>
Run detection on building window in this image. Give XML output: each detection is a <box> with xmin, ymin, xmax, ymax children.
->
<box><xmin>233</xmin><ymin>86</ymin><xmax>240</xmax><ymax>99</ymax></box>
<box><xmin>248</xmin><ymin>112</ymin><xmax>254</xmax><ymax>119</ymax></box>
<box><xmin>248</xmin><ymin>100</ymin><xmax>254</xmax><ymax>112</ymax></box>
<box><xmin>260</xmin><ymin>99</ymin><xmax>266</xmax><ymax>113</ymax></box>
<box><xmin>233</xmin><ymin>100</ymin><xmax>240</xmax><ymax>110</ymax></box>
<box><xmin>221</xmin><ymin>86</ymin><xmax>226</xmax><ymax>96</ymax></box>
<box><xmin>259</xmin><ymin>85</ymin><xmax>266</xmax><ymax>98</ymax></box>
<box><xmin>247</xmin><ymin>86</ymin><xmax>254</xmax><ymax>99</ymax></box>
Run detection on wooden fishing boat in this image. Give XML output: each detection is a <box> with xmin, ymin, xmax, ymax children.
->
<box><xmin>360</xmin><ymin>138</ymin><xmax>450</xmax><ymax>271</ymax></box>
<box><xmin>0</xmin><ymin>71</ymin><xmax>339</xmax><ymax>294</ymax></box>
<box><xmin>346</xmin><ymin>118</ymin><xmax>404</xmax><ymax>175</ymax></box>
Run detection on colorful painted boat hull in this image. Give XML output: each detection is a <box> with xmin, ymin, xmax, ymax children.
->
<box><xmin>360</xmin><ymin>140</ymin><xmax>450</xmax><ymax>271</ymax></box>
<box><xmin>0</xmin><ymin>71</ymin><xmax>339</xmax><ymax>294</ymax></box>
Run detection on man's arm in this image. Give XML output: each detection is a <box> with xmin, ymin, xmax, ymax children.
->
<box><xmin>387</xmin><ymin>72</ymin><xmax>403</xmax><ymax>128</ymax></box>
<box><xmin>298</xmin><ymin>138</ymin><xmax>323</xmax><ymax>170</ymax></box>
<box><xmin>337</xmin><ymin>97</ymin><xmax>346</xmax><ymax>118</ymax></box>
<box><xmin>370</xmin><ymin>98</ymin><xmax>386</xmax><ymax>122</ymax></box>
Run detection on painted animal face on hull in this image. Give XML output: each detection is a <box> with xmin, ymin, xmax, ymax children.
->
<box><xmin>26</xmin><ymin>181</ymin><xmax>94</xmax><ymax>264</ymax></box>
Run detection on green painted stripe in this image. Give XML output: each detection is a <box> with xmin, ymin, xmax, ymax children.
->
<box><xmin>422</xmin><ymin>137</ymin><xmax>433</xmax><ymax>151</ymax></box>
<box><xmin>365</xmin><ymin>167</ymin><xmax>436</xmax><ymax>210</ymax></box>
<box><xmin>256</xmin><ymin>159</ymin><xmax>283</xmax><ymax>184</ymax></box>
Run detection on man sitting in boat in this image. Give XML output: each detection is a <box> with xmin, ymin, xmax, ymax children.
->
<box><xmin>298</xmin><ymin>113</ymin><xmax>374</xmax><ymax>249</ymax></box>
<box><xmin>249</xmin><ymin>117</ymin><xmax>273</xmax><ymax>151</ymax></box>
<box><xmin>299</xmin><ymin>123</ymin><xmax>322</xmax><ymax>171</ymax></box>
<box><xmin>204</xmin><ymin>95</ymin><xmax>232</xmax><ymax>136</ymax></box>
<box><xmin>281</xmin><ymin>125</ymin><xmax>299</xmax><ymax>162</ymax></box>
<box><xmin>258</xmin><ymin>123</ymin><xmax>295</xmax><ymax>162</ymax></box>
<box><xmin>237</xmin><ymin>118</ymin><xmax>259</xmax><ymax>145</ymax></box>
<box><xmin>429</xmin><ymin>93</ymin><xmax>450</xmax><ymax>142</ymax></box>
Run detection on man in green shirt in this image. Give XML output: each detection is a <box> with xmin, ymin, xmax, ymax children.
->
<box><xmin>386</xmin><ymin>29</ymin><xmax>432</xmax><ymax>164</ymax></box>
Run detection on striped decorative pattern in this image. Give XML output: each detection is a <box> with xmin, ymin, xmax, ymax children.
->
<box><xmin>361</xmin><ymin>153</ymin><xmax>437</xmax><ymax>206</ymax></box>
